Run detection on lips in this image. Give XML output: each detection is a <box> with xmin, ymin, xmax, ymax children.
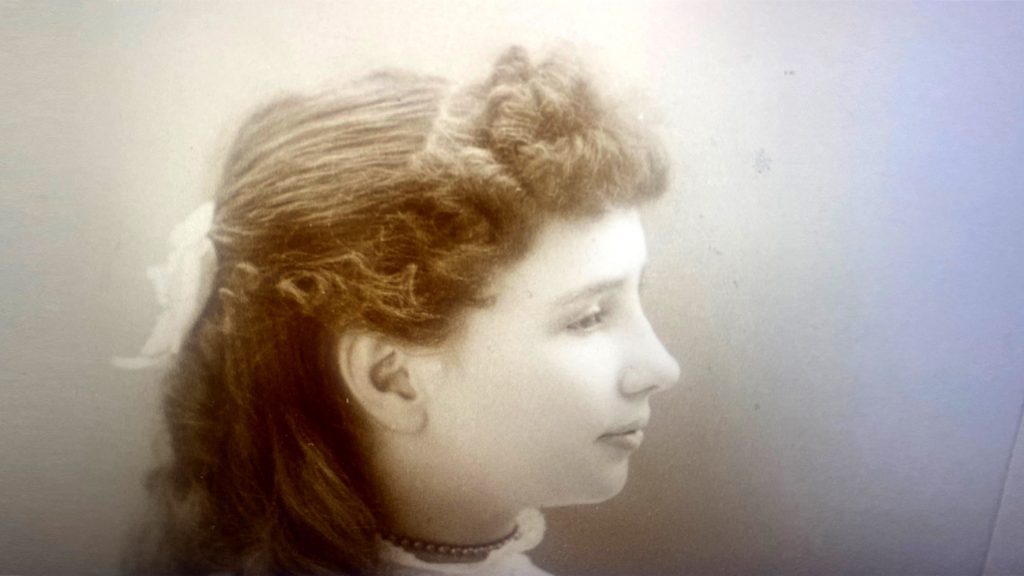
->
<box><xmin>598</xmin><ymin>418</ymin><xmax>648</xmax><ymax>450</ymax></box>
<box><xmin>601</xmin><ymin>418</ymin><xmax>648</xmax><ymax>437</ymax></box>
<box><xmin>599</xmin><ymin>429</ymin><xmax>645</xmax><ymax>450</ymax></box>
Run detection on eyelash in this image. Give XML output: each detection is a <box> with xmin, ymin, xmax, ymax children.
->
<box><xmin>567</xmin><ymin>307</ymin><xmax>606</xmax><ymax>333</ymax></box>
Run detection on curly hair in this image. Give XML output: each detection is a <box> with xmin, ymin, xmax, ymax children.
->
<box><xmin>128</xmin><ymin>46</ymin><xmax>668</xmax><ymax>575</ymax></box>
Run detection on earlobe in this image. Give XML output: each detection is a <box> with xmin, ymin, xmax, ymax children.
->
<box><xmin>337</xmin><ymin>331</ymin><xmax>427</xmax><ymax>434</ymax></box>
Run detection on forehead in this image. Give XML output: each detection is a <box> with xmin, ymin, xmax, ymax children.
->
<box><xmin>430</xmin><ymin>208</ymin><xmax>647</xmax><ymax>356</ymax></box>
<box><xmin>489</xmin><ymin>208</ymin><xmax>647</xmax><ymax>305</ymax></box>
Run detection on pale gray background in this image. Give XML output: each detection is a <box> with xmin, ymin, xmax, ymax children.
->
<box><xmin>2</xmin><ymin>2</ymin><xmax>1023</xmax><ymax>575</ymax></box>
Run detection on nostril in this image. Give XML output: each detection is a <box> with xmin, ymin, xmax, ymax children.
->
<box><xmin>619</xmin><ymin>366</ymin><xmax>654</xmax><ymax>397</ymax></box>
<box><xmin>619</xmin><ymin>337</ymin><xmax>681</xmax><ymax>397</ymax></box>
<box><xmin>617</xmin><ymin>312</ymin><xmax>682</xmax><ymax>396</ymax></box>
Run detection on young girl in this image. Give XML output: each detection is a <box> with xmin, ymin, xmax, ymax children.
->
<box><xmin>123</xmin><ymin>46</ymin><xmax>680</xmax><ymax>576</ymax></box>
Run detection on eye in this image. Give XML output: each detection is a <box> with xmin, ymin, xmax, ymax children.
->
<box><xmin>567</xmin><ymin>307</ymin><xmax>606</xmax><ymax>333</ymax></box>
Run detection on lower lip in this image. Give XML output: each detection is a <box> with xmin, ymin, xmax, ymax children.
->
<box><xmin>599</xmin><ymin>429</ymin><xmax>644</xmax><ymax>451</ymax></box>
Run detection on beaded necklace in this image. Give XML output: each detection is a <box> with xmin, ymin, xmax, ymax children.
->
<box><xmin>378</xmin><ymin>525</ymin><xmax>520</xmax><ymax>562</ymax></box>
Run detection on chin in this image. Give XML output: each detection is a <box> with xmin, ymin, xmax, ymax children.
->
<box><xmin>547</xmin><ymin>460</ymin><xmax>631</xmax><ymax>507</ymax></box>
<box><xmin>590</xmin><ymin>467</ymin><xmax>630</xmax><ymax>502</ymax></box>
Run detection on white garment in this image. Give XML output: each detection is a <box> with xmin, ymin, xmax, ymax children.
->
<box><xmin>378</xmin><ymin>509</ymin><xmax>554</xmax><ymax>576</ymax></box>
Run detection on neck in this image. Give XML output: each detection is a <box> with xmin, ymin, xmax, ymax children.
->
<box><xmin>370</xmin><ymin>440</ymin><xmax>521</xmax><ymax>546</ymax></box>
<box><xmin>378</xmin><ymin>480</ymin><xmax>520</xmax><ymax>546</ymax></box>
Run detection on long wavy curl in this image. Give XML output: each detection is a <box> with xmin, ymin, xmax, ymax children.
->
<box><xmin>126</xmin><ymin>46</ymin><xmax>669</xmax><ymax>575</ymax></box>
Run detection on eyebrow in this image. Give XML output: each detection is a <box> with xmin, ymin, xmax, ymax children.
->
<box><xmin>552</xmin><ymin>277</ymin><xmax>628</xmax><ymax>307</ymax></box>
<box><xmin>551</xmin><ymin>265</ymin><xmax>649</xmax><ymax>307</ymax></box>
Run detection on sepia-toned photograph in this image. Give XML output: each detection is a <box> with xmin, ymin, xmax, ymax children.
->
<box><xmin>2</xmin><ymin>2</ymin><xmax>1023</xmax><ymax>575</ymax></box>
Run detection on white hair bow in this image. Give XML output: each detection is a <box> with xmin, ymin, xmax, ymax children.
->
<box><xmin>113</xmin><ymin>201</ymin><xmax>216</xmax><ymax>369</ymax></box>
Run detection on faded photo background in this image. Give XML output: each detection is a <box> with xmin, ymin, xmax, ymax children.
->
<box><xmin>2</xmin><ymin>2</ymin><xmax>1024</xmax><ymax>574</ymax></box>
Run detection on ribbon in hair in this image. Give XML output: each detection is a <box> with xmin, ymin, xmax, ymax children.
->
<box><xmin>113</xmin><ymin>201</ymin><xmax>216</xmax><ymax>369</ymax></box>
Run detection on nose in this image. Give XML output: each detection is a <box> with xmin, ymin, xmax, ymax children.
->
<box><xmin>619</xmin><ymin>312</ymin><xmax>681</xmax><ymax>397</ymax></box>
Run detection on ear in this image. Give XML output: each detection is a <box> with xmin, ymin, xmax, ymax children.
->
<box><xmin>337</xmin><ymin>330</ymin><xmax>427</xmax><ymax>434</ymax></box>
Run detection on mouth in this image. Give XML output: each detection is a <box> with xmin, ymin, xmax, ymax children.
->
<box><xmin>598</xmin><ymin>419</ymin><xmax>648</xmax><ymax>450</ymax></box>
<box><xmin>598</xmin><ymin>429</ymin><xmax>645</xmax><ymax>450</ymax></box>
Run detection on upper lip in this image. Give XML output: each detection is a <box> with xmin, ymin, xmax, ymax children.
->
<box><xmin>601</xmin><ymin>418</ymin><xmax>649</xmax><ymax>437</ymax></box>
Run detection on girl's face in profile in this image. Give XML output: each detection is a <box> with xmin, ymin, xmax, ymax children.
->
<box><xmin>419</xmin><ymin>208</ymin><xmax>680</xmax><ymax>510</ymax></box>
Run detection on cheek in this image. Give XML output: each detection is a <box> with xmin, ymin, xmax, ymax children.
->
<box><xmin>545</xmin><ymin>334</ymin><xmax>623</xmax><ymax>385</ymax></box>
<box><xmin>443</xmin><ymin>329</ymin><xmax>625</xmax><ymax>441</ymax></box>
<box><xmin>529</xmin><ymin>336</ymin><xmax>624</xmax><ymax>416</ymax></box>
